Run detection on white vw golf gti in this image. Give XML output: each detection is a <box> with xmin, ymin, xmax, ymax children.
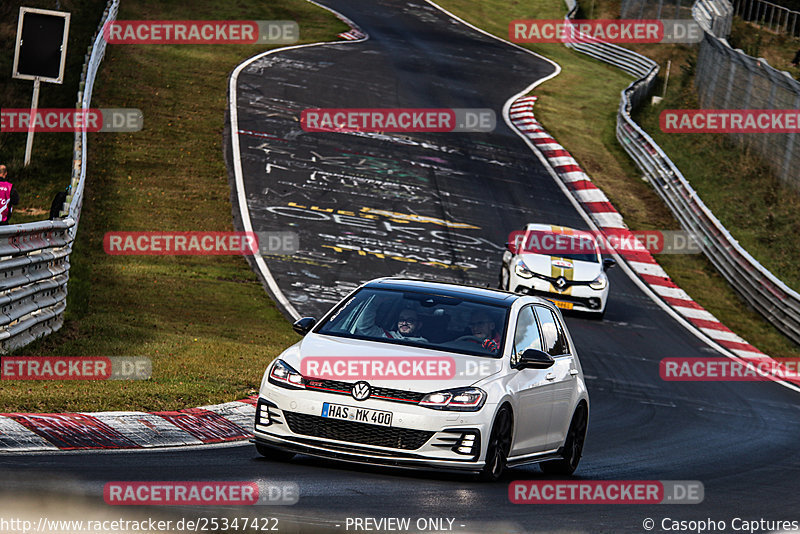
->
<box><xmin>253</xmin><ymin>278</ymin><xmax>589</xmax><ymax>480</ymax></box>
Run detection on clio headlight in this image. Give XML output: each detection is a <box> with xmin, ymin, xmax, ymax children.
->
<box><xmin>514</xmin><ymin>259</ymin><xmax>534</xmax><ymax>279</ymax></box>
<box><xmin>589</xmin><ymin>272</ymin><xmax>608</xmax><ymax>290</ymax></box>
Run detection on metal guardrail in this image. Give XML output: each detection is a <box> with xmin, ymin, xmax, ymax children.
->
<box><xmin>0</xmin><ymin>0</ymin><xmax>119</xmax><ymax>353</ymax></box>
<box><xmin>564</xmin><ymin>0</ymin><xmax>800</xmax><ymax>345</ymax></box>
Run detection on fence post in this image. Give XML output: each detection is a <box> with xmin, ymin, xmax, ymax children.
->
<box><xmin>722</xmin><ymin>54</ymin><xmax>738</xmax><ymax>108</ymax></box>
<box><xmin>762</xmin><ymin>78</ymin><xmax>777</xmax><ymax>154</ymax></box>
<box><xmin>783</xmin><ymin>93</ymin><xmax>800</xmax><ymax>189</ymax></box>
<box><xmin>742</xmin><ymin>60</ymin><xmax>756</xmax><ymax>110</ymax></box>
<box><xmin>703</xmin><ymin>43</ymin><xmax>724</xmax><ymax>106</ymax></box>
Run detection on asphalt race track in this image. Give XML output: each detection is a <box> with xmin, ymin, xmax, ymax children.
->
<box><xmin>1</xmin><ymin>1</ymin><xmax>799</xmax><ymax>533</ymax></box>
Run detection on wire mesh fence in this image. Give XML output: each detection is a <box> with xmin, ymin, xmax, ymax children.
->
<box><xmin>733</xmin><ymin>0</ymin><xmax>800</xmax><ymax>36</ymax></box>
<box><xmin>693</xmin><ymin>15</ymin><xmax>800</xmax><ymax>189</ymax></box>
<box><xmin>621</xmin><ymin>0</ymin><xmax>800</xmax><ymax>190</ymax></box>
<box><xmin>621</xmin><ymin>0</ymin><xmax>696</xmax><ymax>20</ymax></box>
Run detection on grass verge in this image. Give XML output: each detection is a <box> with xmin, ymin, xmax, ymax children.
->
<box><xmin>434</xmin><ymin>0</ymin><xmax>800</xmax><ymax>357</ymax></box>
<box><xmin>0</xmin><ymin>0</ymin><xmax>348</xmax><ymax>412</ymax></box>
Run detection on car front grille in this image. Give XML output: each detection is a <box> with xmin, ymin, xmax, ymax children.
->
<box><xmin>303</xmin><ymin>378</ymin><xmax>425</xmax><ymax>405</ymax></box>
<box><xmin>283</xmin><ymin>411</ymin><xmax>434</xmax><ymax>450</ymax></box>
<box><xmin>519</xmin><ymin>288</ymin><xmax>600</xmax><ymax>308</ymax></box>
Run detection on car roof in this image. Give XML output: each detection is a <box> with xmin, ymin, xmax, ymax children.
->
<box><xmin>523</xmin><ymin>223</ymin><xmax>594</xmax><ymax>239</ymax></box>
<box><xmin>364</xmin><ymin>278</ymin><xmax>520</xmax><ymax>307</ymax></box>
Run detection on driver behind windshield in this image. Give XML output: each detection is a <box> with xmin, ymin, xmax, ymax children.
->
<box><xmin>354</xmin><ymin>300</ymin><xmax>428</xmax><ymax>342</ymax></box>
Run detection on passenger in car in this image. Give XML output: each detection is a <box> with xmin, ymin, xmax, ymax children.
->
<box><xmin>467</xmin><ymin>311</ymin><xmax>501</xmax><ymax>352</ymax></box>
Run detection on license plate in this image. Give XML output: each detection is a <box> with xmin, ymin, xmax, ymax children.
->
<box><xmin>549</xmin><ymin>299</ymin><xmax>574</xmax><ymax>310</ymax></box>
<box><xmin>321</xmin><ymin>402</ymin><xmax>393</xmax><ymax>427</ymax></box>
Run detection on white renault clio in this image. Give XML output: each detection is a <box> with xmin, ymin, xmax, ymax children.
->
<box><xmin>500</xmin><ymin>224</ymin><xmax>616</xmax><ymax>318</ymax></box>
<box><xmin>254</xmin><ymin>278</ymin><xmax>589</xmax><ymax>481</ymax></box>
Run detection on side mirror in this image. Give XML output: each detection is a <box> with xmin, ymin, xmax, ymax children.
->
<box><xmin>292</xmin><ymin>317</ymin><xmax>317</xmax><ymax>336</ymax></box>
<box><xmin>517</xmin><ymin>348</ymin><xmax>555</xmax><ymax>369</ymax></box>
<box><xmin>506</xmin><ymin>241</ymin><xmax>517</xmax><ymax>254</ymax></box>
<box><xmin>603</xmin><ymin>258</ymin><xmax>617</xmax><ymax>271</ymax></box>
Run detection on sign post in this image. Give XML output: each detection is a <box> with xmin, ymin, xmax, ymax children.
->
<box><xmin>11</xmin><ymin>7</ymin><xmax>71</xmax><ymax>166</ymax></box>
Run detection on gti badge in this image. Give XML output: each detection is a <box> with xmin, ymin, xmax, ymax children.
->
<box><xmin>352</xmin><ymin>381</ymin><xmax>371</xmax><ymax>401</ymax></box>
<box><xmin>554</xmin><ymin>277</ymin><xmax>567</xmax><ymax>290</ymax></box>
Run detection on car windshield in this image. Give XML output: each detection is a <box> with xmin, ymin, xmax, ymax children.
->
<box><xmin>518</xmin><ymin>230</ymin><xmax>600</xmax><ymax>263</ymax></box>
<box><xmin>316</xmin><ymin>287</ymin><xmax>509</xmax><ymax>358</ymax></box>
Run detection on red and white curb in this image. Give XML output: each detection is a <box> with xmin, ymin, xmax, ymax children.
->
<box><xmin>338</xmin><ymin>28</ymin><xmax>366</xmax><ymax>40</ymax></box>
<box><xmin>509</xmin><ymin>95</ymin><xmax>798</xmax><ymax>386</ymax></box>
<box><xmin>0</xmin><ymin>397</ymin><xmax>256</xmax><ymax>452</ymax></box>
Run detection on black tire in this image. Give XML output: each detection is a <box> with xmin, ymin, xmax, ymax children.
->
<box><xmin>255</xmin><ymin>442</ymin><xmax>295</xmax><ymax>462</ymax></box>
<box><xmin>479</xmin><ymin>406</ymin><xmax>513</xmax><ymax>482</ymax></box>
<box><xmin>540</xmin><ymin>404</ymin><xmax>587</xmax><ymax>475</ymax></box>
<box><xmin>499</xmin><ymin>265</ymin><xmax>510</xmax><ymax>291</ymax></box>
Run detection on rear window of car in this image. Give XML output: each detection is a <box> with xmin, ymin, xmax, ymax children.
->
<box><xmin>316</xmin><ymin>288</ymin><xmax>509</xmax><ymax>358</ymax></box>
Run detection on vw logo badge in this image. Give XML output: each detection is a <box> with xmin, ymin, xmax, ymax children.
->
<box><xmin>352</xmin><ymin>381</ymin><xmax>371</xmax><ymax>401</ymax></box>
<box><xmin>555</xmin><ymin>277</ymin><xmax>567</xmax><ymax>290</ymax></box>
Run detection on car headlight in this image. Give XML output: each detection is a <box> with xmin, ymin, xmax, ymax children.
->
<box><xmin>420</xmin><ymin>387</ymin><xmax>487</xmax><ymax>411</ymax></box>
<box><xmin>514</xmin><ymin>259</ymin><xmax>534</xmax><ymax>279</ymax></box>
<box><xmin>268</xmin><ymin>359</ymin><xmax>305</xmax><ymax>389</ymax></box>
<box><xmin>589</xmin><ymin>272</ymin><xmax>608</xmax><ymax>290</ymax></box>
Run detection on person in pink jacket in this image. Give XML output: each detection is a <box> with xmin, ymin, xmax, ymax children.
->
<box><xmin>0</xmin><ymin>165</ymin><xmax>20</xmax><ymax>225</ymax></box>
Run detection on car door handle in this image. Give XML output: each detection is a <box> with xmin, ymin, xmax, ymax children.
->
<box><xmin>569</xmin><ymin>369</ymin><xmax>579</xmax><ymax>376</ymax></box>
<box><xmin>545</xmin><ymin>373</ymin><xmax>556</xmax><ymax>381</ymax></box>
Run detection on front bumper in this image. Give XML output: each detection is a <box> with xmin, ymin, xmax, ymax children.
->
<box><xmin>509</xmin><ymin>274</ymin><xmax>607</xmax><ymax>313</ymax></box>
<box><xmin>254</xmin><ymin>387</ymin><xmax>492</xmax><ymax>471</ymax></box>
